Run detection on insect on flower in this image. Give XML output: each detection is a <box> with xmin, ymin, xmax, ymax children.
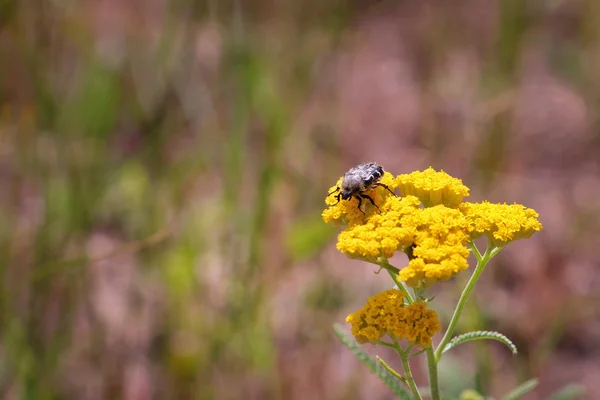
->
<box><xmin>328</xmin><ymin>162</ymin><xmax>397</xmax><ymax>213</ymax></box>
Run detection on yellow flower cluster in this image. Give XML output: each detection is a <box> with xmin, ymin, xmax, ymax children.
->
<box><xmin>396</xmin><ymin>167</ymin><xmax>470</xmax><ymax>208</ymax></box>
<box><xmin>399</xmin><ymin>206</ymin><xmax>471</xmax><ymax>288</ymax></box>
<box><xmin>323</xmin><ymin>167</ymin><xmax>542</xmax><ymax>288</ymax></box>
<box><xmin>335</xmin><ymin>195</ymin><xmax>421</xmax><ymax>261</ymax></box>
<box><xmin>460</xmin><ymin>201</ymin><xmax>543</xmax><ymax>246</ymax></box>
<box><xmin>346</xmin><ymin>289</ymin><xmax>441</xmax><ymax>346</ymax></box>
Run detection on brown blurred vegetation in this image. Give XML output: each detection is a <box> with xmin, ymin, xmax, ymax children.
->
<box><xmin>1</xmin><ymin>0</ymin><xmax>599</xmax><ymax>399</ymax></box>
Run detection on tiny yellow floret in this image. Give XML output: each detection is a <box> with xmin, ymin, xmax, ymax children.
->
<box><xmin>396</xmin><ymin>167</ymin><xmax>470</xmax><ymax>208</ymax></box>
<box><xmin>460</xmin><ymin>201</ymin><xmax>543</xmax><ymax>246</ymax></box>
<box><xmin>346</xmin><ymin>289</ymin><xmax>441</xmax><ymax>347</ymax></box>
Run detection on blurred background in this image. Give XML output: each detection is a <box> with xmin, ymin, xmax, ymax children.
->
<box><xmin>1</xmin><ymin>0</ymin><xmax>599</xmax><ymax>399</ymax></box>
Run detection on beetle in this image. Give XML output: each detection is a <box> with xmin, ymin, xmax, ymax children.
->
<box><xmin>328</xmin><ymin>162</ymin><xmax>396</xmax><ymax>213</ymax></box>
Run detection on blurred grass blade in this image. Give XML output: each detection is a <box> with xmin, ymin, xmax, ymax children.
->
<box><xmin>285</xmin><ymin>215</ymin><xmax>335</xmax><ymax>261</ymax></box>
<box><xmin>333</xmin><ymin>324</ymin><xmax>413</xmax><ymax>399</ymax></box>
<box><xmin>547</xmin><ymin>384</ymin><xmax>586</xmax><ymax>400</ymax></box>
<box><xmin>501</xmin><ymin>379</ymin><xmax>538</xmax><ymax>400</ymax></box>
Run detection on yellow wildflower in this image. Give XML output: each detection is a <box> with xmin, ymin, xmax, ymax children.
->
<box><xmin>346</xmin><ymin>289</ymin><xmax>441</xmax><ymax>347</ymax></box>
<box><xmin>323</xmin><ymin>167</ymin><xmax>542</xmax><ymax>288</ymax></box>
<box><xmin>322</xmin><ymin>172</ymin><xmax>398</xmax><ymax>226</ymax></box>
<box><xmin>459</xmin><ymin>389</ymin><xmax>485</xmax><ymax>400</ymax></box>
<box><xmin>335</xmin><ymin>195</ymin><xmax>421</xmax><ymax>261</ymax></box>
<box><xmin>396</xmin><ymin>167</ymin><xmax>470</xmax><ymax>208</ymax></box>
<box><xmin>460</xmin><ymin>201</ymin><xmax>543</xmax><ymax>246</ymax></box>
<box><xmin>398</xmin><ymin>206</ymin><xmax>471</xmax><ymax>288</ymax></box>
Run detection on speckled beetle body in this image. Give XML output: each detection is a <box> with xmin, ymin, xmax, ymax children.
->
<box><xmin>328</xmin><ymin>162</ymin><xmax>396</xmax><ymax>213</ymax></box>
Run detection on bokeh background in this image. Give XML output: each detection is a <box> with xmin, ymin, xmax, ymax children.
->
<box><xmin>1</xmin><ymin>0</ymin><xmax>599</xmax><ymax>399</ymax></box>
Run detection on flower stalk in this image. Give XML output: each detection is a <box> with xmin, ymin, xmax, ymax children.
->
<box><xmin>426</xmin><ymin>347</ymin><xmax>440</xmax><ymax>400</ymax></box>
<box><xmin>377</xmin><ymin>356</ymin><xmax>409</xmax><ymax>385</ymax></box>
<box><xmin>378</xmin><ymin>259</ymin><xmax>414</xmax><ymax>304</ymax></box>
<box><xmin>434</xmin><ymin>239</ymin><xmax>503</xmax><ymax>361</ymax></box>
<box><xmin>393</xmin><ymin>342</ymin><xmax>422</xmax><ymax>400</ymax></box>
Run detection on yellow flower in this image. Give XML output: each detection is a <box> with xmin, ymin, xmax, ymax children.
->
<box><xmin>335</xmin><ymin>195</ymin><xmax>421</xmax><ymax>261</ymax></box>
<box><xmin>330</xmin><ymin>192</ymin><xmax>472</xmax><ymax>285</ymax></box>
<box><xmin>459</xmin><ymin>389</ymin><xmax>485</xmax><ymax>400</ymax></box>
<box><xmin>396</xmin><ymin>167</ymin><xmax>470</xmax><ymax>208</ymax></box>
<box><xmin>346</xmin><ymin>289</ymin><xmax>441</xmax><ymax>347</ymax></box>
<box><xmin>397</xmin><ymin>206</ymin><xmax>471</xmax><ymax>288</ymax></box>
<box><xmin>322</xmin><ymin>172</ymin><xmax>398</xmax><ymax>226</ymax></box>
<box><xmin>323</xmin><ymin>167</ymin><xmax>543</xmax><ymax>292</ymax></box>
<box><xmin>460</xmin><ymin>201</ymin><xmax>543</xmax><ymax>246</ymax></box>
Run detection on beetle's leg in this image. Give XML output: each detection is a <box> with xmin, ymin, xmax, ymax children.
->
<box><xmin>327</xmin><ymin>188</ymin><xmax>342</xmax><ymax>205</ymax></box>
<box><xmin>355</xmin><ymin>195</ymin><xmax>365</xmax><ymax>214</ymax></box>
<box><xmin>374</xmin><ymin>182</ymin><xmax>396</xmax><ymax>196</ymax></box>
<box><xmin>360</xmin><ymin>194</ymin><xmax>380</xmax><ymax>212</ymax></box>
<box><xmin>327</xmin><ymin>186</ymin><xmax>341</xmax><ymax>197</ymax></box>
<box><xmin>334</xmin><ymin>192</ymin><xmax>342</xmax><ymax>204</ymax></box>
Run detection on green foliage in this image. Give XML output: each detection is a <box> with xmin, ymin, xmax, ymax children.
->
<box><xmin>286</xmin><ymin>215</ymin><xmax>336</xmax><ymax>260</ymax></box>
<box><xmin>59</xmin><ymin>62</ymin><xmax>121</xmax><ymax>139</ymax></box>
<box><xmin>547</xmin><ymin>384</ymin><xmax>586</xmax><ymax>400</ymax></box>
<box><xmin>442</xmin><ymin>331</ymin><xmax>518</xmax><ymax>356</ymax></box>
<box><xmin>333</xmin><ymin>324</ymin><xmax>413</xmax><ymax>399</ymax></box>
<box><xmin>501</xmin><ymin>379</ymin><xmax>538</xmax><ymax>400</ymax></box>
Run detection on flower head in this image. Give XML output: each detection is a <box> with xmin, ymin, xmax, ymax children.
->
<box><xmin>323</xmin><ymin>167</ymin><xmax>542</xmax><ymax>288</ymax></box>
<box><xmin>396</xmin><ymin>167</ymin><xmax>470</xmax><ymax>208</ymax></box>
<box><xmin>460</xmin><ymin>201</ymin><xmax>543</xmax><ymax>246</ymax></box>
<box><xmin>398</xmin><ymin>206</ymin><xmax>471</xmax><ymax>288</ymax></box>
<box><xmin>335</xmin><ymin>195</ymin><xmax>421</xmax><ymax>261</ymax></box>
<box><xmin>346</xmin><ymin>289</ymin><xmax>441</xmax><ymax>347</ymax></box>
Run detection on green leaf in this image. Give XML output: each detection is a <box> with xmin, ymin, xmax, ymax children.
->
<box><xmin>376</xmin><ymin>356</ymin><xmax>408</xmax><ymax>385</ymax></box>
<box><xmin>546</xmin><ymin>384</ymin><xmax>586</xmax><ymax>400</ymax></box>
<box><xmin>501</xmin><ymin>379</ymin><xmax>538</xmax><ymax>400</ymax></box>
<box><xmin>333</xmin><ymin>324</ymin><xmax>413</xmax><ymax>399</ymax></box>
<box><xmin>443</xmin><ymin>330</ymin><xmax>517</xmax><ymax>355</ymax></box>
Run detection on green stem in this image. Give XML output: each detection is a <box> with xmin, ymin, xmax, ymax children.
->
<box><xmin>390</xmin><ymin>340</ymin><xmax>421</xmax><ymax>399</ymax></box>
<box><xmin>378</xmin><ymin>259</ymin><xmax>414</xmax><ymax>304</ymax></box>
<box><xmin>434</xmin><ymin>239</ymin><xmax>501</xmax><ymax>361</ymax></box>
<box><xmin>398</xmin><ymin>349</ymin><xmax>422</xmax><ymax>400</ymax></box>
<box><xmin>426</xmin><ymin>347</ymin><xmax>441</xmax><ymax>400</ymax></box>
<box><xmin>409</xmin><ymin>347</ymin><xmax>428</xmax><ymax>358</ymax></box>
<box><xmin>376</xmin><ymin>356</ymin><xmax>408</xmax><ymax>385</ymax></box>
<box><xmin>468</xmin><ymin>241</ymin><xmax>483</xmax><ymax>262</ymax></box>
<box><xmin>377</xmin><ymin>340</ymin><xmax>396</xmax><ymax>349</ymax></box>
<box><xmin>379</xmin><ymin>258</ymin><xmax>400</xmax><ymax>275</ymax></box>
